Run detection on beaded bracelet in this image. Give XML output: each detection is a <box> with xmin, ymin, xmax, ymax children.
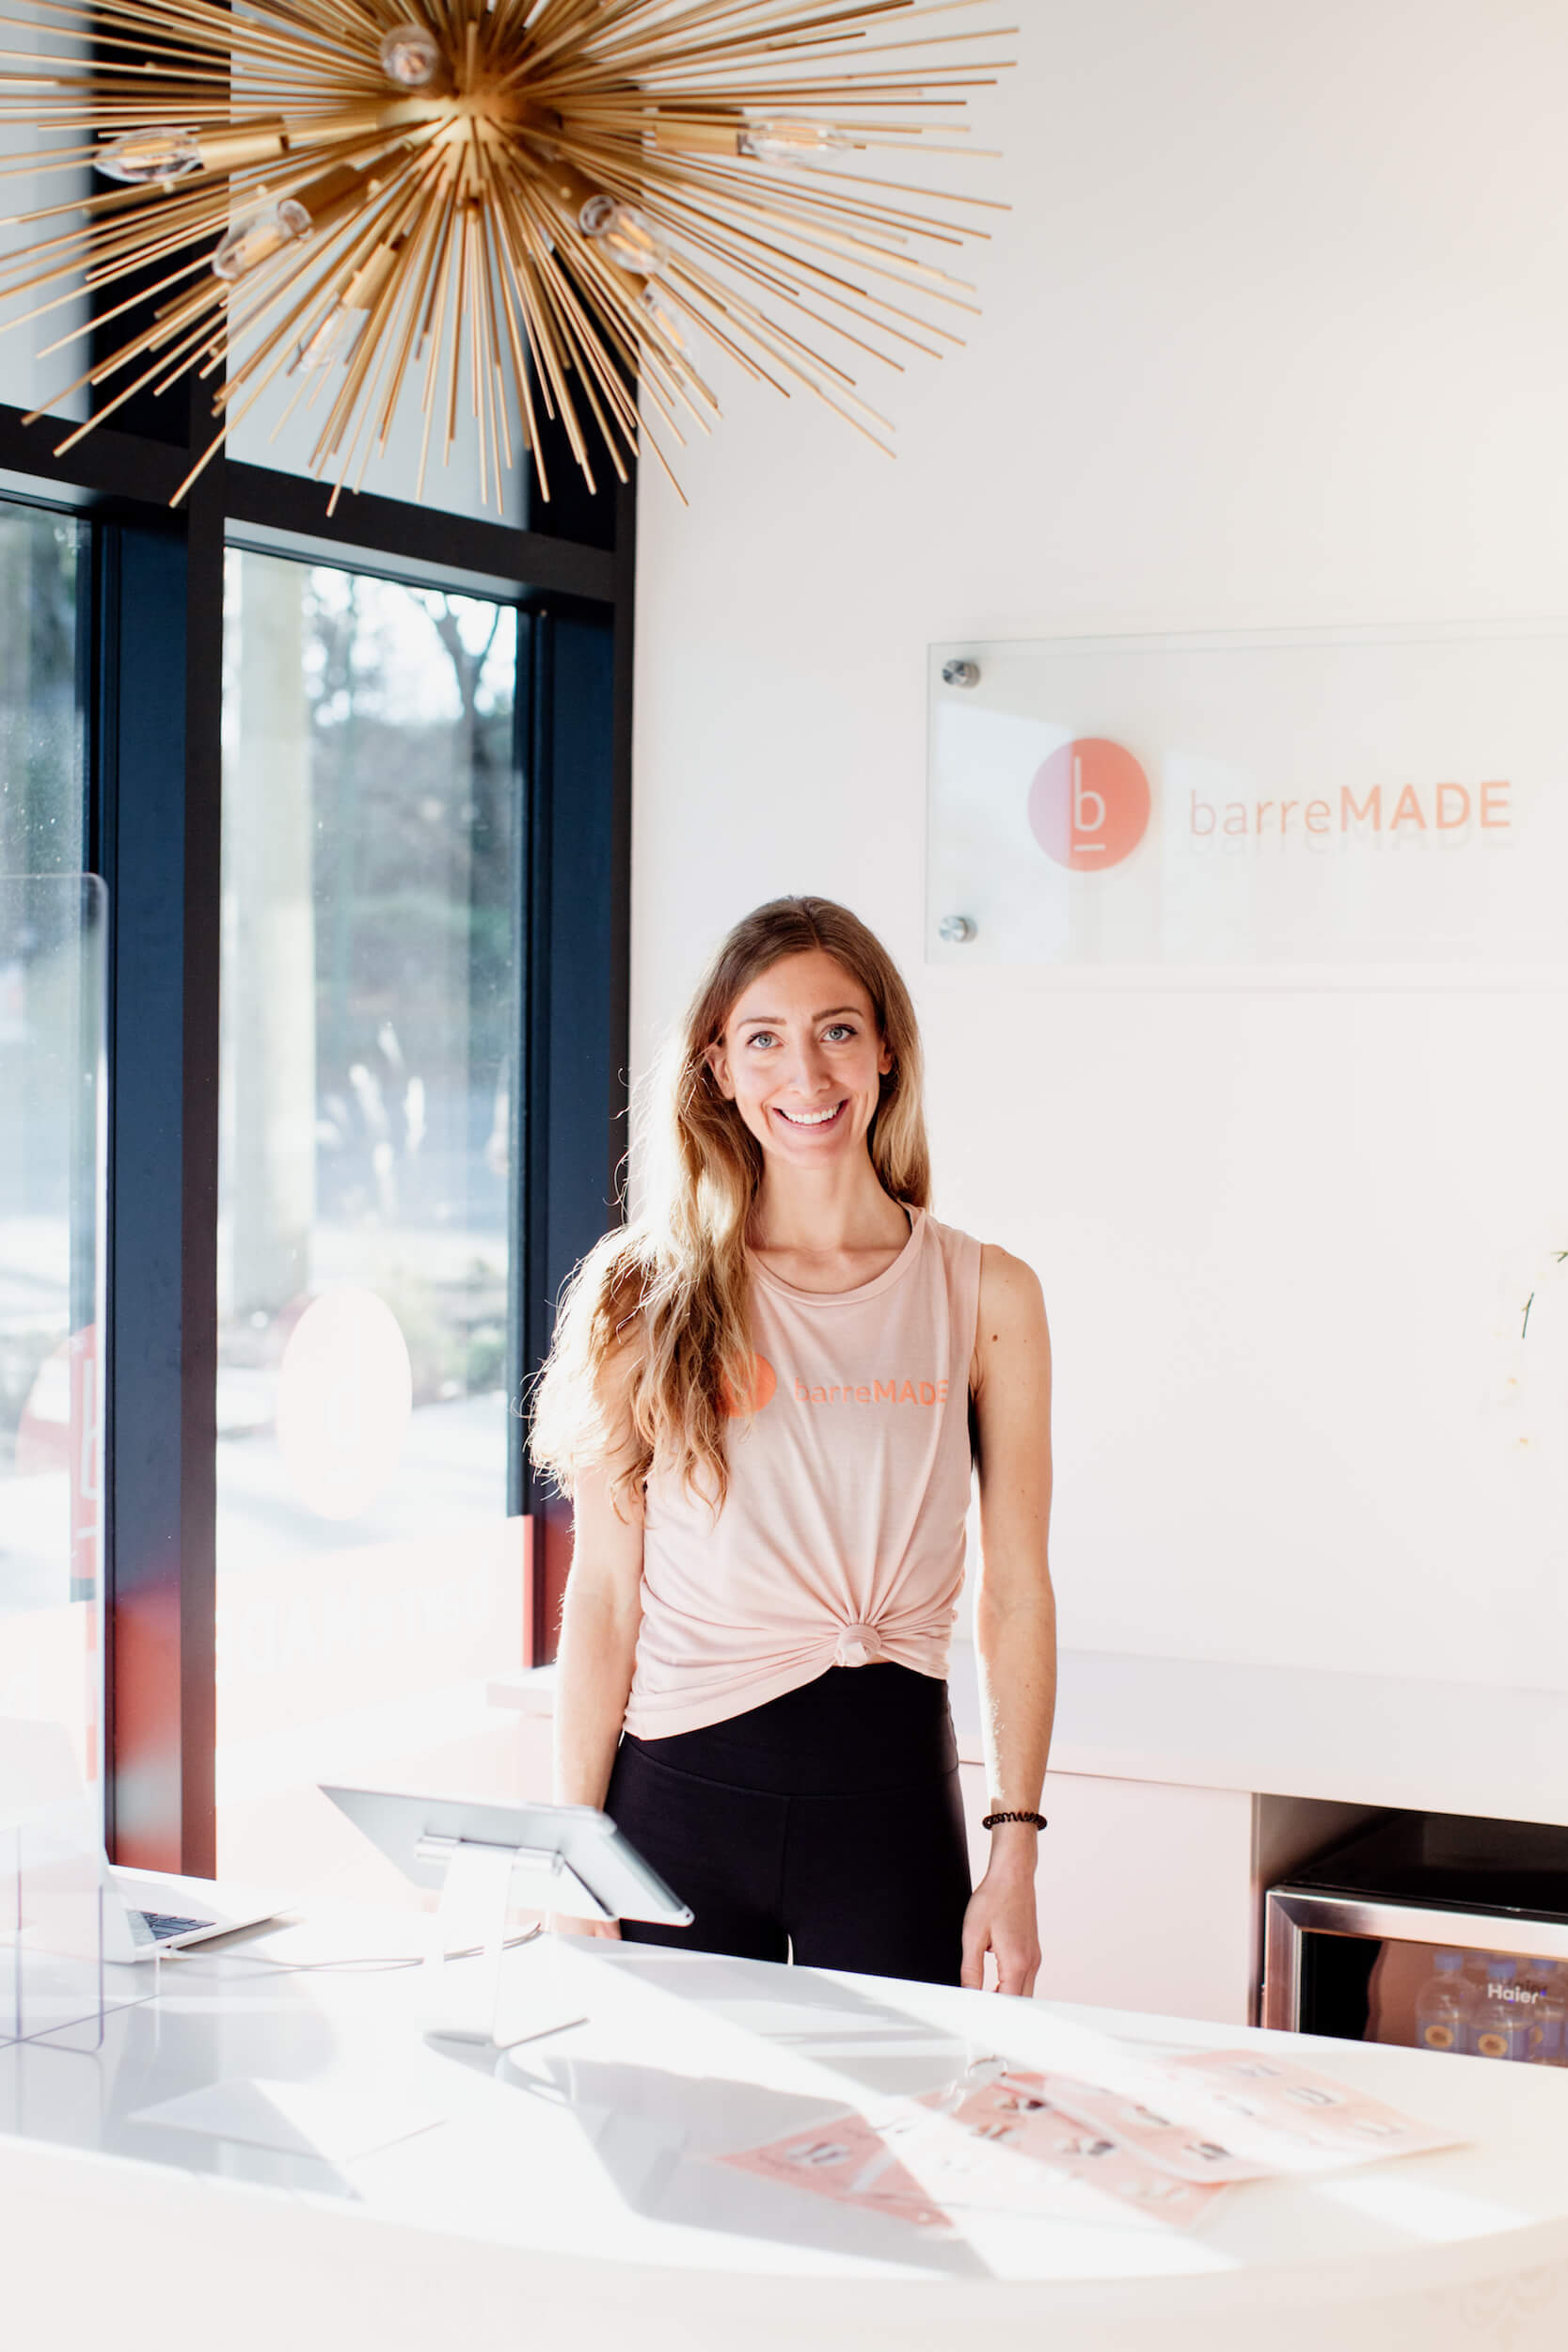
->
<box><xmin>981</xmin><ymin>1809</ymin><xmax>1047</xmax><ymax>1831</ymax></box>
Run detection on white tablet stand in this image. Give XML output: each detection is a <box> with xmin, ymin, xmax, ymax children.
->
<box><xmin>320</xmin><ymin>1785</ymin><xmax>691</xmax><ymax>2052</ymax></box>
<box><xmin>415</xmin><ymin>1829</ymin><xmax>610</xmax><ymax>2048</ymax></box>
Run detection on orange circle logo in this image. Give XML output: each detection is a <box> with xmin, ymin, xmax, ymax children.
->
<box><xmin>721</xmin><ymin>1353</ymin><xmax>776</xmax><ymax>1417</ymax></box>
<box><xmin>1028</xmin><ymin>738</ymin><xmax>1150</xmax><ymax>872</ymax></box>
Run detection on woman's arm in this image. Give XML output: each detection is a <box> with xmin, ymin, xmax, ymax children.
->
<box><xmin>961</xmin><ymin>1244</ymin><xmax>1055</xmax><ymax>1996</ymax></box>
<box><xmin>549</xmin><ymin>1349</ymin><xmax>647</xmax><ymax>1936</ymax></box>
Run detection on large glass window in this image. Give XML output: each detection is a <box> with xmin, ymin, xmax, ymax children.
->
<box><xmin>216</xmin><ymin>549</ymin><xmax>524</xmax><ymax>1902</ymax></box>
<box><xmin>0</xmin><ymin>501</ymin><xmax>84</xmax><ymax>877</ymax></box>
<box><xmin>0</xmin><ymin>501</ymin><xmax>99</xmax><ymax>1789</ymax></box>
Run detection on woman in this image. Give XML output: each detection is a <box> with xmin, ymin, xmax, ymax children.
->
<box><xmin>530</xmin><ymin>896</ymin><xmax>1055</xmax><ymax>1993</ymax></box>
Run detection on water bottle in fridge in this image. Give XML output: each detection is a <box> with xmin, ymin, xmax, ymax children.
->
<box><xmin>1471</xmin><ymin>1957</ymin><xmax>1534</xmax><ymax>2060</ymax></box>
<box><xmin>1413</xmin><ymin>1949</ymin><xmax>1475</xmax><ymax>2054</ymax></box>
<box><xmin>1517</xmin><ymin>1959</ymin><xmax>1566</xmax><ymax>2064</ymax></box>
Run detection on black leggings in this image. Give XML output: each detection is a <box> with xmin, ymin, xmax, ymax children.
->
<box><xmin>605</xmin><ymin>1663</ymin><xmax>973</xmax><ymax>1987</ymax></box>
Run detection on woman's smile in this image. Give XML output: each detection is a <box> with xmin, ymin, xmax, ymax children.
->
<box><xmin>772</xmin><ymin>1098</ymin><xmax>848</xmax><ymax>1131</ymax></box>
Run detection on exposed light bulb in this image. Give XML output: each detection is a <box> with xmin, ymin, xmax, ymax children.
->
<box><xmin>638</xmin><ymin>285</ymin><xmax>686</xmax><ymax>351</ymax></box>
<box><xmin>737</xmin><ymin>119</ymin><xmax>853</xmax><ymax>165</ymax></box>
<box><xmin>290</xmin><ymin>301</ymin><xmax>369</xmax><ymax>373</ymax></box>
<box><xmin>95</xmin><ymin>126</ymin><xmax>201</xmax><ymax>184</ymax></box>
<box><xmin>212</xmin><ymin>198</ymin><xmax>311</xmax><ymax>282</ymax></box>
<box><xmin>378</xmin><ymin>23</ymin><xmax>443</xmax><ymax>89</ymax></box>
<box><xmin>578</xmin><ymin>194</ymin><xmax>668</xmax><ymax>277</ymax></box>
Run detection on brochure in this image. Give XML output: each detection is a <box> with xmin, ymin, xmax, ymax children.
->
<box><xmin>714</xmin><ymin>2042</ymin><xmax>1461</xmax><ymax>2237</ymax></box>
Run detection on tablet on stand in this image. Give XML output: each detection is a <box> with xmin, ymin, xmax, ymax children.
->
<box><xmin>320</xmin><ymin>1786</ymin><xmax>693</xmax><ymax>2048</ymax></box>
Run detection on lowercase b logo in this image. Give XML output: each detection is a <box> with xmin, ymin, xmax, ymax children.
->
<box><xmin>1028</xmin><ymin>738</ymin><xmax>1150</xmax><ymax>872</ymax></box>
<box><xmin>721</xmin><ymin>1354</ymin><xmax>777</xmax><ymax>1417</ymax></box>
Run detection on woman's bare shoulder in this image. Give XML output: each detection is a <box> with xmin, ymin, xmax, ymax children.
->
<box><xmin>976</xmin><ymin>1241</ymin><xmax>1046</xmax><ymax>1316</ymax></box>
<box><xmin>972</xmin><ymin>1244</ymin><xmax>1049</xmax><ymax>1395</ymax></box>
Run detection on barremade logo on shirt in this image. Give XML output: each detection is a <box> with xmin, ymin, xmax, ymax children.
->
<box><xmin>721</xmin><ymin>1355</ymin><xmax>951</xmax><ymax>1415</ymax></box>
<box><xmin>794</xmin><ymin>1376</ymin><xmax>950</xmax><ymax>1407</ymax></box>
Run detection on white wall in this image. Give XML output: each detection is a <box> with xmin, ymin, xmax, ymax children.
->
<box><xmin>0</xmin><ymin>8</ymin><xmax>87</xmax><ymax>424</ymax></box>
<box><xmin>631</xmin><ymin>0</ymin><xmax>1568</xmax><ymax>1696</ymax></box>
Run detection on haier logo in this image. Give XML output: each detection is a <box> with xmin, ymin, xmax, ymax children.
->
<box><xmin>1028</xmin><ymin>738</ymin><xmax>1151</xmax><ymax>872</ymax></box>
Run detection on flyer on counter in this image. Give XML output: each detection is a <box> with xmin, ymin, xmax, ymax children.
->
<box><xmin>878</xmin><ymin>2075</ymin><xmax>1229</xmax><ymax>2232</ymax></box>
<box><xmin>718</xmin><ymin>2110</ymin><xmax>956</xmax><ymax>2235</ymax></box>
<box><xmin>717</xmin><ymin>2081</ymin><xmax>1227</xmax><ymax>2236</ymax></box>
<box><xmin>713</xmin><ymin>2042</ymin><xmax>1462</xmax><ymax>2238</ymax></box>
<box><xmin>1158</xmin><ymin>2047</ymin><xmax>1465</xmax><ymax>2167</ymax></box>
<box><xmin>990</xmin><ymin>2047</ymin><xmax>1463</xmax><ymax>2180</ymax></box>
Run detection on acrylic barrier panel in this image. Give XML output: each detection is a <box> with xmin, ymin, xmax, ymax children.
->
<box><xmin>0</xmin><ymin>1716</ymin><xmax>104</xmax><ymax>2051</ymax></box>
<box><xmin>927</xmin><ymin>628</ymin><xmax>1568</xmax><ymax>979</ymax></box>
<box><xmin>0</xmin><ymin>877</ymin><xmax>106</xmax><ymax>1803</ymax></box>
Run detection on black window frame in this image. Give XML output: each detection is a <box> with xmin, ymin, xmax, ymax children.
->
<box><xmin>0</xmin><ymin>385</ymin><xmax>632</xmax><ymax>1875</ymax></box>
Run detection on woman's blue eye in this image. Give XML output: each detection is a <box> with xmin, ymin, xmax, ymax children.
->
<box><xmin>743</xmin><ymin>1025</ymin><xmax>856</xmax><ymax>1047</ymax></box>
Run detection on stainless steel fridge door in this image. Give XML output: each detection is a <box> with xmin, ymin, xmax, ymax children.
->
<box><xmin>1262</xmin><ymin>1885</ymin><xmax>1568</xmax><ymax>2031</ymax></box>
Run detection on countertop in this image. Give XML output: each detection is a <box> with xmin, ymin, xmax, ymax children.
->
<box><xmin>7</xmin><ymin>1917</ymin><xmax>1568</xmax><ymax>2349</ymax></box>
<box><xmin>490</xmin><ymin>1646</ymin><xmax>1568</xmax><ymax>1826</ymax></box>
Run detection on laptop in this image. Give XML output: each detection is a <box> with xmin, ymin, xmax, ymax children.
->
<box><xmin>103</xmin><ymin>1861</ymin><xmax>293</xmax><ymax>1963</ymax></box>
<box><xmin>0</xmin><ymin>1716</ymin><xmax>292</xmax><ymax>1964</ymax></box>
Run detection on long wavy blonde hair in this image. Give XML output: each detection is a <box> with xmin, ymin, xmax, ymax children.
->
<box><xmin>528</xmin><ymin>895</ymin><xmax>932</xmax><ymax>1518</ymax></box>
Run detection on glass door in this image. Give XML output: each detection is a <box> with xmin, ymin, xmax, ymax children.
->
<box><xmin>0</xmin><ymin>501</ymin><xmax>101</xmax><ymax>1799</ymax></box>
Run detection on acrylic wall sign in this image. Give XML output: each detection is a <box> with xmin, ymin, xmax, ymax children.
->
<box><xmin>927</xmin><ymin>624</ymin><xmax>1568</xmax><ymax>986</ymax></box>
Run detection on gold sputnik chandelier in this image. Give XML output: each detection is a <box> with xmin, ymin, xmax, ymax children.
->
<box><xmin>0</xmin><ymin>0</ymin><xmax>1012</xmax><ymax>507</ymax></box>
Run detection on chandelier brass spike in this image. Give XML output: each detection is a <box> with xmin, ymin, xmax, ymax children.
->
<box><xmin>0</xmin><ymin>0</ymin><xmax>1010</xmax><ymax>504</ymax></box>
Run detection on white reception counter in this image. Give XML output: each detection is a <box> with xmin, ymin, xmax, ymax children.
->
<box><xmin>5</xmin><ymin>1914</ymin><xmax>1568</xmax><ymax>2351</ymax></box>
<box><xmin>487</xmin><ymin>1647</ymin><xmax>1568</xmax><ymax>2027</ymax></box>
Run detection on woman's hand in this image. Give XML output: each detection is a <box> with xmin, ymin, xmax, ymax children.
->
<box><xmin>959</xmin><ymin>1834</ymin><xmax>1041</xmax><ymax>1996</ymax></box>
<box><xmin>547</xmin><ymin>1914</ymin><xmax>623</xmax><ymax>1940</ymax></box>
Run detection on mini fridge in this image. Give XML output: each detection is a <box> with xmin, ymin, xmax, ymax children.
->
<box><xmin>1263</xmin><ymin>1812</ymin><xmax>1568</xmax><ymax>2063</ymax></box>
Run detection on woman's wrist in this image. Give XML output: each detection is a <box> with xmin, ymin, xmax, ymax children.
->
<box><xmin>985</xmin><ymin>1817</ymin><xmax>1042</xmax><ymax>1876</ymax></box>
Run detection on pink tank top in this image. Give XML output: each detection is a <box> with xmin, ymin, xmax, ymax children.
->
<box><xmin>624</xmin><ymin>1207</ymin><xmax>983</xmax><ymax>1739</ymax></box>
